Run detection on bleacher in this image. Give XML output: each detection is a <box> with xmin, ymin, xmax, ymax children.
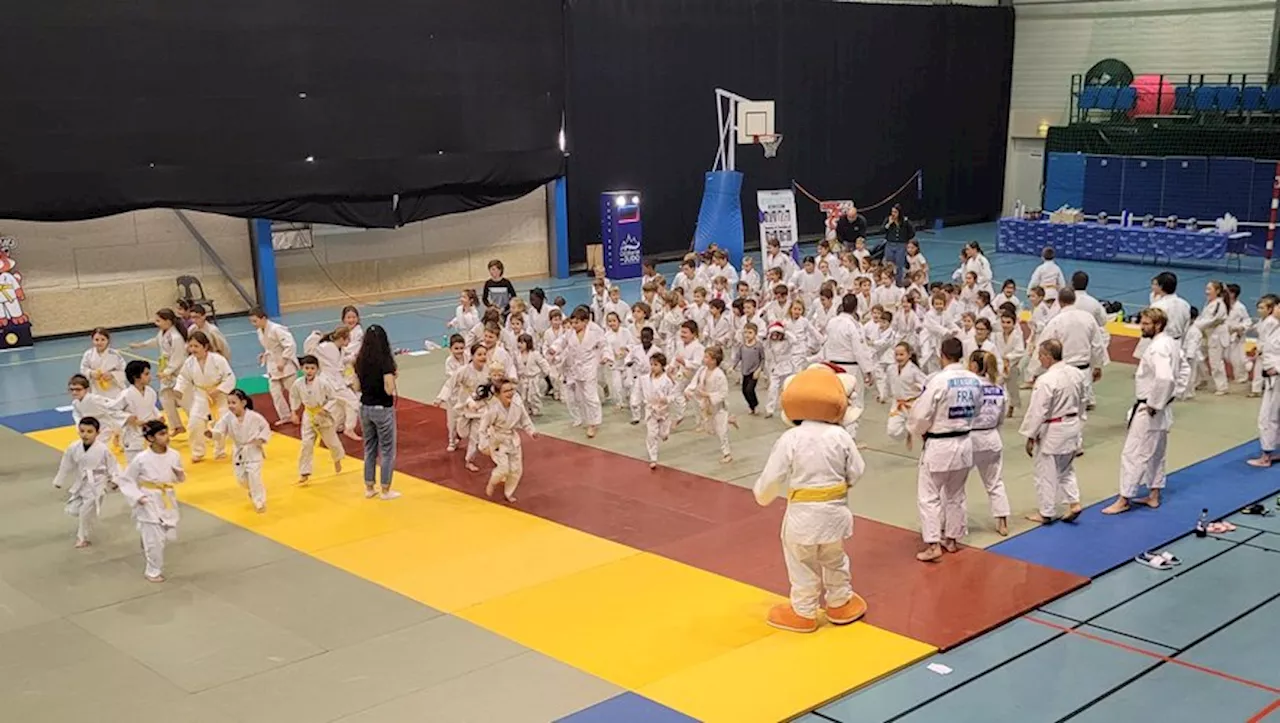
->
<box><xmin>1073</xmin><ymin>73</ymin><xmax>1279</xmax><ymax>122</ymax></box>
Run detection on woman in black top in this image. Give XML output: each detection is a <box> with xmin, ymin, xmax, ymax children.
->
<box><xmin>354</xmin><ymin>324</ymin><xmax>400</xmax><ymax>499</ymax></box>
<box><xmin>882</xmin><ymin>204</ymin><xmax>915</xmax><ymax>285</ymax></box>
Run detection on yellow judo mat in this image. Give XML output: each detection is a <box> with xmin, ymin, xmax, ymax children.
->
<box><xmin>29</xmin><ymin>426</ymin><xmax>933</xmax><ymax>723</ymax></box>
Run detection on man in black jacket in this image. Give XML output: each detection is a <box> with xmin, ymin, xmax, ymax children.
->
<box><xmin>835</xmin><ymin>206</ymin><xmax>867</xmax><ymax>248</ymax></box>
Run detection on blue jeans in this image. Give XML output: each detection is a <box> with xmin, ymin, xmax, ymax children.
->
<box><xmin>884</xmin><ymin>243</ymin><xmax>908</xmax><ymax>285</ymax></box>
<box><xmin>360</xmin><ymin>405</ymin><xmax>396</xmax><ymax>488</ymax></box>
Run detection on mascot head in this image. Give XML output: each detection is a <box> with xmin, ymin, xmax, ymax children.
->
<box><xmin>780</xmin><ymin>362</ymin><xmax>862</xmax><ymax>427</ymax></box>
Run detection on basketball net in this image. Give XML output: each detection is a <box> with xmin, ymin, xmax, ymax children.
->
<box><xmin>755</xmin><ymin>134</ymin><xmax>783</xmax><ymax>158</ymax></box>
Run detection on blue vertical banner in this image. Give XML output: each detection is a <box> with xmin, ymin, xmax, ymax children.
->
<box><xmin>250</xmin><ymin>218</ymin><xmax>280</xmax><ymax>317</ymax></box>
<box><xmin>694</xmin><ymin>171</ymin><xmax>744</xmax><ymax>267</ymax></box>
<box><xmin>599</xmin><ymin>191</ymin><xmax>643</xmax><ymax>279</ymax></box>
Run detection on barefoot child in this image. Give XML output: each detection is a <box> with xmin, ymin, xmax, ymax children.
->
<box><xmin>212</xmin><ymin>390</ymin><xmax>272</xmax><ymax>512</ymax></box>
<box><xmin>67</xmin><ymin>374</ymin><xmax>130</xmax><ymax>445</ymax></box>
<box><xmin>688</xmin><ymin>345</ymin><xmax>734</xmax><ymax>463</ymax></box>
<box><xmin>117</xmin><ymin>420</ymin><xmax>185</xmax><ymax>582</ymax></box>
<box><xmin>443</xmin><ymin>335</ymin><xmax>468</xmax><ymax>448</ymax></box>
<box><xmin>80</xmin><ymin>327</ymin><xmax>126</xmax><ymax>400</ymax></box>
<box><xmin>436</xmin><ymin>344</ymin><xmax>491</xmax><ymax>472</ymax></box>
<box><xmin>129</xmin><ymin>308</ymin><xmax>188</xmax><ymax>435</ymax></box>
<box><xmin>120</xmin><ymin>361</ymin><xmax>161</xmax><ymax>463</ymax></box>
<box><xmin>52</xmin><ymin>417</ymin><xmax>119</xmax><ymax>548</ymax></box>
<box><xmin>250</xmin><ymin>307</ymin><xmax>300</xmax><ymax>426</ymax></box>
<box><xmin>969</xmin><ymin>351</ymin><xmax>1011</xmax><ymax>536</ymax></box>
<box><xmin>289</xmin><ymin>355</ymin><xmax>346</xmax><ymax>484</ymax></box>
<box><xmin>886</xmin><ymin>342</ymin><xmax>927</xmax><ymax>449</ymax></box>
<box><xmin>636</xmin><ymin>352</ymin><xmax>675</xmax><ymax>469</ymax></box>
<box><xmin>174</xmin><ymin>331</ymin><xmax>236</xmax><ymax>463</ymax></box>
<box><xmin>478</xmin><ymin>378</ymin><xmax>538</xmax><ymax>502</ymax></box>
<box><xmin>515</xmin><ymin>334</ymin><xmax>551</xmax><ymax>417</ymax></box>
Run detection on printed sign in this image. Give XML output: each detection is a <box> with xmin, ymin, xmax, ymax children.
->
<box><xmin>0</xmin><ymin>235</ymin><xmax>33</xmax><ymax>350</ymax></box>
<box><xmin>756</xmin><ymin>189</ymin><xmax>799</xmax><ymax>254</ymax></box>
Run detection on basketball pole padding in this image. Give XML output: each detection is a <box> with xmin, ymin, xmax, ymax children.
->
<box><xmin>694</xmin><ymin>170</ymin><xmax>745</xmax><ymax>267</ymax></box>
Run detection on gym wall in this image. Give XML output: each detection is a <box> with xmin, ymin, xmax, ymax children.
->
<box><xmin>2</xmin><ymin>211</ymin><xmax>257</xmax><ymax>337</ymax></box>
<box><xmin>1002</xmin><ymin>0</ymin><xmax>1277</xmax><ymax>212</ymax></box>
<box><xmin>275</xmin><ymin>188</ymin><xmax>548</xmax><ymax>309</ymax></box>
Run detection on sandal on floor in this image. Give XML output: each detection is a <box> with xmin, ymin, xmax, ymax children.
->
<box><xmin>1242</xmin><ymin>504</ymin><xmax>1274</xmax><ymax>516</ymax></box>
<box><xmin>1154</xmin><ymin>551</ymin><xmax>1182</xmax><ymax>566</ymax></box>
<box><xmin>1205</xmin><ymin>521</ymin><xmax>1237</xmax><ymax>534</ymax></box>
<box><xmin>1135</xmin><ymin>551</ymin><xmax>1175</xmax><ymax>570</ymax></box>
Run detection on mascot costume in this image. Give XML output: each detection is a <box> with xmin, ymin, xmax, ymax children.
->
<box><xmin>753</xmin><ymin>363</ymin><xmax>867</xmax><ymax>632</ymax></box>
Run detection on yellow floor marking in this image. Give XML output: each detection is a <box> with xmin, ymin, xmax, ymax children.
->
<box><xmin>29</xmin><ymin>426</ymin><xmax>933</xmax><ymax>722</ymax></box>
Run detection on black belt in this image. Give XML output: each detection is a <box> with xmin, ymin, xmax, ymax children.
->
<box><xmin>1072</xmin><ymin>363</ymin><xmax>1090</xmax><ymax>370</ymax></box>
<box><xmin>924</xmin><ymin>430</ymin><xmax>970</xmax><ymax>440</ymax></box>
<box><xmin>972</xmin><ymin>426</ymin><xmax>999</xmax><ymax>432</ymax></box>
<box><xmin>1127</xmin><ymin>397</ymin><xmax>1171</xmax><ymax>429</ymax></box>
<box><xmin>830</xmin><ymin>361</ymin><xmax>862</xmax><ymax>367</ymax></box>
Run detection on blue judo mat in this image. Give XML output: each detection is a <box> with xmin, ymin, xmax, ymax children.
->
<box><xmin>557</xmin><ymin>694</ymin><xmax>696</xmax><ymax>723</ymax></box>
<box><xmin>0</xmin><ymin>407</ymin><xmax>74</xmax><ymax>434</ymax></box>
<box><xmin>990</xmin><ymin>440</ymin><xmax>1280</xmax><ymax>578</ymax></box>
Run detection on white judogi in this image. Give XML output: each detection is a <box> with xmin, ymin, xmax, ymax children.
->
<box><xmin>1196</xmin><ymin>297</ymin><xmax>1230</xmax><ymax>394</ymax></box>
<box><xmin>1028</xmin><ymin>260</ymin><xmax>1066</xmax><ymax>301</ymax></box>
<box><xmin>174</xmin><ymin>353</ymin><xmax>236</xmax><ymax>460</ymax></box>
<box><xmin>688</xmin><ymin>365</ymin><xmax>731</xmax><ymax>457</ymax></box>
<box><xmin>907</xmin><ymin>363</ymin><xmax>981</xmax><ymax>543</ymax></box>
<box><xmin>821</xmin><ymin>312</ymin><xmax>875</xmax><ymax>437</ymax></box>
<box><xmin>1120</xmin><ymin>332</ymin><xmax>1188</xmax><ymax>499</ymax></box>
<box><xmin>290</xmin><ymin>375</ymin><xmax>346</xmax><ymax>476</ymax></box>
<box><xmin>117</xmin><ymin>448</ymin><xmax>185</xmax><ymax>579</ymax></box>
<box><xmin>315</xmin><ymin>340</ymin><xmax>361</xmax><ymax>431</ymax></box>
<box><xmin>80</xmin><ymin>347</ymin><xmax>127</xmax><ymax>398</ymax></box>
<box><xmin>791</xmin><ymin>269</ymin><xmax>825</xmax><ymax>305</ymax></box>
<box><xmin>1139</xmin><ymin>294</ymin><xmax>1192</xmax><ymax>361</ymax></box>
<box><xmin>1253</xmin><ymin>316</ymin><xmax>1280</xmax><ymax>396</ymax></box>
<box><xmin>763</xmin><ymin>250</ymin><xmax>798</xmax><ymax>280</ymax></box>
<box><xmin>449</xmin><ymin>305</ymin><xmax>481</xmax><ymax>338</ymax></box>
<box><xmin>740</xmin><ymin>266</ymin><xmax>762</xmax><ymax>295</ymax></box>
<box><xmin>557</xmin><ymin>325</ymin><xmax>608</xmax><ymax>428</ymax></box>
<box><xmin>53</xmin><ymin>439</ymin><xmax>118</xmax><ymax>544</ymax></box>
<box><xmin>668</xmin><ymin>337</ymin><xmax>705</xmax><ymax>423</ymax></box>
<box><xmin>72</xmin><ymin>393</ymin><xmax>129</xmax><ymax>437</ymax></box>
<box><xmin>119</xmin><ymin>385</ymin><xmax>161</xmax><ymax>462</ymax></box>
<box><xmin>1257</xmin><ymin>317</ymin><xmax>1280</xmax><ymax>454</ymax></box>
<box><xmin>753</xmin><ymin>421</ymin><xmax>864</xmax><ymax>620</ymax></box>
<box><xmin>258</xmin><ymin>321</ymin><xmax>299</xmax><ymax>421</ymax></box>
<box><xmin>1226</xmin><ymin>302</ymin><xmax>1251</xmax><ymax>384</ymax></box>
<box><xmin>438</xmin><ymin>363</ymin><xmax>490</xmax><ymax>462</ymax></box>
<box><xmin>192</xmin><ymin>322</ymin><xmax>231</xmax><ymax>360</ymax></box>
<box><xmin>918</xmin><ymin>310</ymin><xmax>958</xmax><ymax>374</ymax></box>
<box><xmin>1019</xmin><ymin>361</ymin><xmax>1086</xmax><ymax>518</ymax></box>
<box><xmin>635</xmin><ymin>372</ymin><xmax>675</xmax><ymax>463</ymax></box>
<box><xmin>997</xmin><ymin>325</ymin><xmax>1026</xmax><ymax>411</ymax></box>
<box><xmin>478</xmin><ymin>398</ymin><xmax>536</xmax><ymax>498</ymax></box>
<box><xmin>516</xmin><ymin>349</ymin><xmax>552</xmax><ymax>416</ymax></box>
<box><xmin>765</xmin><ymin>334</ymin><xmax>798</xmax><ymax>416</ymax></box>
<box><xmin>603</xmin><ymin>326</ymin><xmax>636</xmax><ymax>409</ymax></box>
<box><xmin>886</xmin><ymin>360</ymin><xmax>927</xmax><ymax>441</ymax></box>
<box><xmin>1040</xmin><ymin>305</ymin><xmax>1107</xmax><ymax>426</ymax></box>
<box><xmin>964</xmin><ymin>254</ymin><xmax>995</xmax><ymax>298</ymax></box>
<box><xmin>147</xmin><ymin>328</ymin><xmax>188</xmax><ymax>431</ymax></box>
<box><xmin>971</xmin><ymin>381</ymin><xmax>1011</xmax><ymax>520</ymax></box>
<box><xmin>212</xmin><ymin>410</ymin><xmax>272</xmax><ymax>510</ymax></box>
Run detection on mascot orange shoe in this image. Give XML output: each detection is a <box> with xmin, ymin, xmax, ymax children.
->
<box><xmin>753</xmin><ymin>363</ymin><xmax>868</xmax><ymax>632</ymax></box>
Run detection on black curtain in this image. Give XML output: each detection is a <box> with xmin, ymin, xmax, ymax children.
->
<box><xmin>0</xmin><ymin>1</ymin><xmax>565</xmax><ymax>227</ymax></box>
<box><xmin>565</xmin><ymin>0</ymin><xmax>1014</xmax><ymax>263</ymax></box>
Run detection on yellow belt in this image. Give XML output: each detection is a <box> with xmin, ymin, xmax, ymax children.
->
<box><xmin>893</xmin><ymin>395</ymin><xmax>919</xmax><ymax>413</ymax></box>
<box><xmin>158</xmin><ymin>354</ymin><xmax>168</xmax><ymax>371</ymax></box>
<box><xmin>95</xmin><ymin>373</ymin><xmax>113</xmax><ymax>391</ymax></box>
<box><xmin>788</xmin><ymin>484</ymin><xmax>849</xmax><ymax>503</ymax></box>
<box><xmin>139</xmin><ymin>481</ymin><xmax>176</xmax><ymax>508</ymax></box>
<box><xmin>0</xmin><ymin>283</ymin><xmax>13</xmax><ymax>302</ymax></box>
<box><xmin>304</xmin><ymin>404</ymin><xmax>329</xmax><ymax>431</ymax></box>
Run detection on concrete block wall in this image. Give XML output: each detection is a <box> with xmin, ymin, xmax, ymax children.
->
<box><xmin>2</xmin><ymin>210</ymin><xmax>256</xmax><ymax>337</ymax></box>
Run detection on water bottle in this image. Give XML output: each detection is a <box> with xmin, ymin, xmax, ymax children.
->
<box><xmin>1195</xmin><ymin>508</ymin><xmax>1209</xmax><ymax>538</ymax></box>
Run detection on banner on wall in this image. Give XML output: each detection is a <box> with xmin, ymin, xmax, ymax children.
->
<box><xmin>820</xmin><ymin>200</ymin><xmax>853</xmax><ymax>241</ymax></box>
<box><xmin>0</xmin><ymin>235</ymin><xmax>32</xmax><ymax>350</ymax></box>
<box><xmin>756</xmin><ymin>189</ymin><xmax>800</xmax><ymax>257</ymax></box>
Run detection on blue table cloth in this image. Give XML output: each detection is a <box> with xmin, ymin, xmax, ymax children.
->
<box><xmin>996</xmin><ymin>218</ymin><xmax>1236</xmax><ymax>261</ymax></box>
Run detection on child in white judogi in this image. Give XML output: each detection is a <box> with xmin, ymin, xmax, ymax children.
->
<box><xmin>919</xmin><ymin>294</ymin><xmax>959</xmax><ymax>374</ymax></box>
<box><xmin>190</xmin><ymin>305</ymin><xmax>231</xmax><ymax>360</ymax></box>
<box><xmin>441</xmin><ymin>335</ymin><xmax>469</xmax><ymax>448</ymax></box>
<box><xmin>128</xmin><ymin>310</ymin><xmax>188</xmax><ymax>434</ymax></box>
<box><xmin>1027</xmin><ymin>247</ymin><xmax>1065</xmax><ymax>302</ymax></box>
<box><xmin>68</xmin><ymin>374</ymin><xmax>130</xmax><ymax>442</ymax></box>
<box><xmin>542</xmin><ymin>309</ymin><xmax>569</xmax><ymax>400</ymax></box>
<box><xmin>175</xmin><ymin>332</ymin><xmax>236</xmax><ymax>462</ymax></box>
<box><xmin>1181</xmin><ymin>308</ymin><xmax>1205</xmax><ymax>400</ymax></box>
<box><xmin>740</xmin><ymin>255</ymin><xmax>761</xmax><ymax>296</ymax></box>
<box><xmin>764</xmin><ymin>322</ymin><xmax>799</xmax><ymax>417</ymax></box>
<box><xmin>1023</xmin><ymin>286</ymin><xmax>1053</xmax><ymax>382</ymax></box>
<box><xmin>1251</xmin><ymin>296</ymin><xmax>1279</xmax><ymax>397</ymax></box>
<box><xmin>885</xmin><ymin>342</ymin><xmax>927</xmax><ymax>449</ymax></box>
<box><xmin>290</xmin><ymin>355</ymin><xmax>347</xmax><ymax>484</ymax></box>
<box><xmin>478</xmin><ymin>378</ymin><xmax>537</xmax><ymax>502</ymax></box>
<box><xmin>212</xmin><ymin>390</ymin><xmax>272</xmax><ymax>513</ymax></box>
<box><xmin>968</xmin><ymin>350</ymin><xmax>1011</xmax><ymax>536</ymax></box>
<box><xmin>602</xmin><ymin>312</ymin><xmax>635</xmax><ymax>409</ymax></box>
<box><xmin>120</xmin><ymin>361</ymin><xmax>162</xmax><ymax>463</ymax></box>
<box><xmin>657</xmin><ymin>294</ymin><xmax>686</xmax><ymax>353</ymax></box>
<box><xmin>516</xmin><ymin>334</ymin><xmax>552</xmax><ymax>417</ymax></box>
<box><xmin>625</xmin><ymin>328</ymin><xmax>663</xmax><ymax>424</ymax></box>
<box><xmin>636</xmin><ymin>352</ymin><xmax>675</xmax><ymax>468</ymax></box>
<box><xmin>1249</xmin><ymin>298</ymin><xmax>1280</xmax><ymax>466</ymax></box>
<box><xmin>556</xmin><ymin>308</ymin><xmax>608</xmax><ymax>438</ymax></box>
<box><xmin>52</xmin><ymin>417</ymin><xmax>119</xmax><ymax>548</ymax></box>
<box><xmin>687</xmin><ymin>345</ymin><xmax>734</xmax><ymax>462</ymax></box>
<box><xmin>117</xmin><ymin>420</ymin><xmax>185</xmax><ymax>582</ymax></box>
<box><xmin>867</xmin><ymin>312</ymin><xmax>898</xmax><ymax>403</ymax></box>
<box><xmin>1226</xmin><ymin>285</ymin><xmax>1251</xmax><ymax>385</ymax></box>
<box><xmin>81</xmin><ymin>328</ymin><xmax>127</xmax><ymax>400</ymax></box>
<box><xmin>312</xmin><ymin>326</ymin><xmax>363</xmax><ymax>439</ymax></box>
<box><xmin>1019</xmin><ymin>340</ymin><xmax>1086</xmax><ymax>524</ymax></box>
<box><xmin>996</xmin><ymin>280</ymin><xmax>1023</xmax><ymax>315</ymax></box>
<box><xmin>448</xmin><ymin>290</ymin><xmax>482</xmax><ymax>338</ymax></box>
<box><xmin>250</xmin><ymin>309</ymin><xmax>300</xmax><ymax>426</ymax></box>
<box><xmin>996</xmin><ymin>310</ymin><xmax>1026</xmax><ymax>415</ymax></box>
<box><xmin>669</xmin><ymin>320</ymin><xmax>706</xmax><ymax>426</ymax></box>
<box><xmin>436</xmin><ymin>344</ymin><xmax>493</xmax><ymax>470</ymax></box>
<box><xmin>810</xmin><ymin>288</ymin><xmax>838</xmax><ymax>340</ymax></box>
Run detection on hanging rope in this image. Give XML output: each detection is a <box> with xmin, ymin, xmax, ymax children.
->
<box><xmin>792</xmin><ymin>169</ymin><xmax>923</xmax><ymax>214</ymax></box>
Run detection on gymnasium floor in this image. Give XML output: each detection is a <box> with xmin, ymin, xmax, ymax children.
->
<box><xmin>2</xmin><ymin>223</ymin><xmax>1279</xmax><ymax>722</ymax></box>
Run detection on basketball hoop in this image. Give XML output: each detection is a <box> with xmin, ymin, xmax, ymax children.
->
<box><xmin>756</xmin><ymin>134</ymin><xmax>783</xmax><ymax>158</ymax></box>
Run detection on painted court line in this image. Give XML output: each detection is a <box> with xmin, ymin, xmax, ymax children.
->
<box><xmin>1024</xmin><ymin>616</ymin><xmax>1280</xmax><ymax>696</ymax></box>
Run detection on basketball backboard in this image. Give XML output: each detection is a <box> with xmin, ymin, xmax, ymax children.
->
<box><xmin>736</xmin><ymin>100</ymin><xmax>775</xmax><ymax>144</ymax></box>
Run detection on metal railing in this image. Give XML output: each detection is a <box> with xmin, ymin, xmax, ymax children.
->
<box><xmin>1069</xmin><ymin>72</ymin><xmax>1277</xmax><ymax>124</ymax></box>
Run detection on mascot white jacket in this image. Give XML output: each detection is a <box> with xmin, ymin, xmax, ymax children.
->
<box><xmin>753</xmin><ymin>363</ymin><xmax>868</xmax><ymax>632</ymax></box>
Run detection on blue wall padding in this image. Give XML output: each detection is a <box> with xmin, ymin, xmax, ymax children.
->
<box><xmin>1250</xmin><ymin>160</ymin><xmax>1278</xmax><ymax>224</ymax></box>
<box><xmin>1161</xmin><ymin>157</ymin><xmax>1209</xmax><ymax>219</ymax></box>
<box><xmin>1082</xmin><ymin>155</ymin><xmax>1124</xmax><ymax>214</ymax></box>
<box><xmin>694</xmin><ymin>171</ymin><xmax>744</xmax><ymax>267</ymax></box>
<box><xmin>1043</xmin><ymin>152</ymin><xmax>1085</xmax><ymax>211</ymax></box>
<box><xmin>1207</xmin><ymin>157</ymin><xmax>1254</xmax><ymax>221</ymax></box>
<box><xmin>1119</xmin><ymin>157</ymin><xmax>1163</xmax><ymax>217</ymax></box>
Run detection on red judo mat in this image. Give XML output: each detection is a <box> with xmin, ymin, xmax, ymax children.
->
<box><xmin>254</xmin><ymin>396</ymin><xmax>1087</xmax><ymax>650</ymax></box>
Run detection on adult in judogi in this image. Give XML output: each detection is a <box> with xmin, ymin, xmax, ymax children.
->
<box><xmin>821</xmin><ymin>294</ymin><xmax>876</xmax><ymax>436</ymax></box>
<box><xmin>1139</xmin><ymin>272</ymin><xmax>1191</xmax><ymax>360</ymax></box>
<box><xmin>1071</xmin><ymin>271</ymin><xmax>1112</xmax><ymax>405</ymax></box>
<box><xmin>1038</xmin><ymin>288</ymin><xmax>1106</xmax><ymax>453</ymax></box>
<box><xmin>1102</xmin><ymin>308</ymin><xmax>1189</xmax><ymax>514</ymax></box>
<box><xmin>907</xmin><ymin>336</ymin><xmax>982</xmax><ymax>562</ymax></box>
<box><xmin>1019</xmin><ymin>340</ymin><xmax>1086</xmax><ymax>523</ymax></box>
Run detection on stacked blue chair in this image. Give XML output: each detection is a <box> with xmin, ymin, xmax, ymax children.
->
<box><xmin>1216</xmin><ymin>86</ymin><xmax>1241</xmax><ymax>111</ymax></box>
<box><xmin>1096</xmin><ymin>87</ymin><xmax>1119</xmax><ymax>110</ymax></box>
<box><xmin>1116</xmin><ymin>86</ymin><xmax>1137</xmax><ymax>111</ymax></box>
<box><xmin>1243</xmin><ymin>86</ymin><xmax>1265</xmax><ymax>112</ymax></box>
<box><xmin>1174</xmin><ymin>86</ymin><xmax>1194</xmax><ymax>112</ymax></box>
<box><xmin>1194</xmin><ymin>86</ymin><xmax>1218</xmax><ymax>111</ymax></box>
<box><xmin>1267</xmin><ymin>86</ymin><xmax>1280</xmax><ymax>112</ymax></box>
<box><xmin>1079</xmin><ymin>86</ymin><xmax>1100</xmax><ymax>111</ymax></box>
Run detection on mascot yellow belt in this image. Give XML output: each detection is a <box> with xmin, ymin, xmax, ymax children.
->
<box><xmin>756</xmin><ymin>363</ymin><xmax>867</xmax><ymax>633</ymax></box>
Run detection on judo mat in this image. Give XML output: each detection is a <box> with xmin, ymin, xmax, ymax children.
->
<box><xmin>990</xmin><ymin>440</ymin><xmax>1280</xmax><ymax>578</ymax></box>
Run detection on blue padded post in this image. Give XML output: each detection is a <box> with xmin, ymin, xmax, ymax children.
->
<box><xmin>693</xmin><ymin>171</ymin><xmax>744</xmax><ymax>268</ymax></box>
